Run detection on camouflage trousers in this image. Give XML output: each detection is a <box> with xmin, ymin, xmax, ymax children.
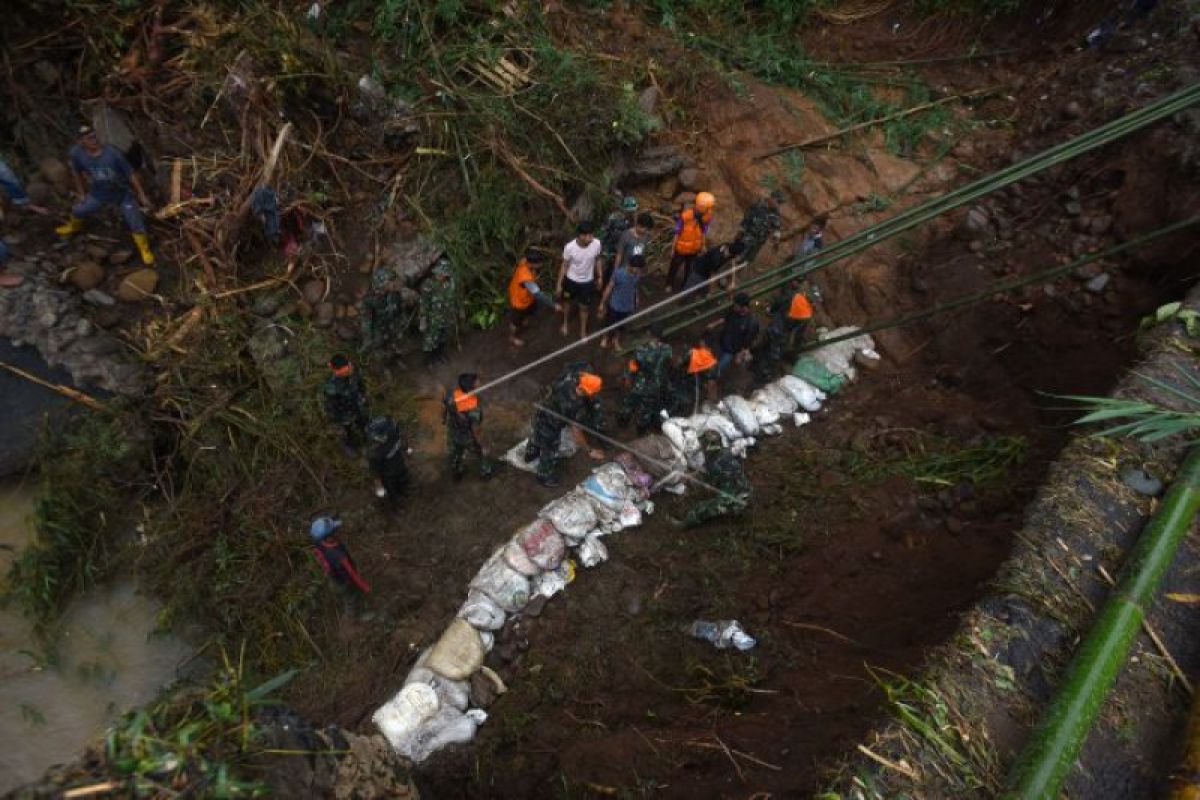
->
<box><xmin>526</xmin><ymin>423</ymin><xmax>566</xmax><ymax>481</ymax></box>
<box><xmin>681</xmin><ymin>492</ymin><xmax>749</xmax><ymax>529</ymax></box>
<box><xmin>753</xmin><ymin>323</ymin><xmax>807</xmax><ymax>384</ymax></box>
<box><xmin>422</xmin><ymin>322</ymin><xmax>451</xmax><ymax>355</ymax></box>
<box><xmin>619</xmin><ymin>388</ymin><xmax>669</xmax><ymax>433</ymax></box>
<box><xmin>448</xmin><ymin>435</ymin><xmax>494</xmax><ymax>479</ymax></box>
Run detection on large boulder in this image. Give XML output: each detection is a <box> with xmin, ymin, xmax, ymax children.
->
<box><xmin>381</xmin><ymin>237</ymin><xmax>442</xmax><ymax>286</ymax></box>
<box><xmin>116</xmin><ymin>269</ymin><xmax>159</xmax><ymax>302</ymax></box>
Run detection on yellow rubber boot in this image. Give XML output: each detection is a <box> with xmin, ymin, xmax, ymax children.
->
<box><xmin>132</xmin><ymin>232</ymin><xmax>155</xmax><ymax>266</ymax></box>
<box><xmin>55</xmin><ymin>216</ymin><xmax>83</xmax><ymax>237</ymax></box>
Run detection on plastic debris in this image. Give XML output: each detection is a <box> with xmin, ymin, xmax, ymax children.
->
<box><xmin>688</xmin><ymin>619</ymin><xmax>757</xmax><ymax>651</ymax></box>
<box><xmin>577</xmin><ymin>534</ymin><xmax>609</xmax><ymax>568</ymax></box>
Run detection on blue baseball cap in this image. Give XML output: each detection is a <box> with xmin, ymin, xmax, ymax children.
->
<box><xmin>310</xmin><ymin>516</ymin><xmax>342</xmax><ymax>542</ymax></box>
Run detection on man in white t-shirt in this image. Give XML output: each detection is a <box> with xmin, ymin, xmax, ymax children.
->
<box><xmin>556</xmin><ymin>220</ymin><xmax>603</xmax><ymax>339</ymax></box>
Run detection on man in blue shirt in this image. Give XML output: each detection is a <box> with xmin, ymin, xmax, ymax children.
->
<box><xmin>599</xmin><ymin>253</ymin><xmax>643</xmax><ymax>351</ymax></box>
<box><xmin>56</xmin><ymin>126</ymin><xmax>156</xmax><ymax>266</ymax></box>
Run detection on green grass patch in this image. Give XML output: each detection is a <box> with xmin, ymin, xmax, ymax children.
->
<box><xmin>846</xmin><ymin>432</ymin><xmax>1028</xmax><ymax>490</ymax></box>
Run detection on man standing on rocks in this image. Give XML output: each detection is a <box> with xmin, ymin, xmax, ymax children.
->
<box><xmin>366</xmin><ymin>415</ymin><xmax>410</xmax><ymax>505</ymax></box>
<box><xmin>419</xmin><ymin>257</ymin><xmax>456</xmax><ymax>365</ymax></box>
<box><xmin>525</xmin><ymin>367</ymin><xmax>606</xmax><ymax>488</ymax></box>
<box><xmin>676</xmin><ymin>431</ymin><xmax>751</xmax><ymax>529</ymax></box>
<box><xmin>556</xmin><ymin>221</ymin><xmax>603</xmax><ymax>340</ymax></box>
<box><xmin>0</xmin><ymin>156</ymin><xmax>49</xmax><ymax>288</ymax></box>
<box><xmin>323</xmin><ymin>354</ymin><xmax>369</xmax><ymax>454</ymax></box>
<box><xmin>736</xmin><ymin>190</ymin><xmax>783</xmax><ymax>268</ymax></box>
<box><xmin>56</xmin><ymin>126</ymin><xmax>156</xmax><ymax>267</ymax></box>
<box><xmin>443</xmin><ymin>372</ymin><xmax>495</xmax><ymax>481</ymax></box>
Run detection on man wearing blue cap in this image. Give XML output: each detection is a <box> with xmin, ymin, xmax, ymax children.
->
<box><xmin>309</xmin><ymin>516</ymin><xmax>371</xmax><ymax>597</ymax></box>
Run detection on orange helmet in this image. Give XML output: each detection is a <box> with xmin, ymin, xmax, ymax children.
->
<box><xmin>577</xmin><ymin>372</ymin><xmax>603</xmax><ymax>397</ymax></box>
<box><xmin>695</xmin><ymin>191</ymin><xmax>716</xmax><ymax>212</ymax></box>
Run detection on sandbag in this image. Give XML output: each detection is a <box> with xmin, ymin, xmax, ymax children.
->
<box><xmin>532</xmin><ymin>559</ymin><xmax>575</xmax><ymax>598</ymax></box>
<box><xmin>793</xmin><ymin>357</ymin><xmax>848</xmax><ymax>395</ymax></box>
<box><xmin>426</xmin><ymin>618</ymin><xmax>485</xmax><ymax>681</ymax></box>
<box><xmin>614</xmin><ymin>452</ymin><xmax>653</xmax><ymax>494</ymax></box>
<box><xmin>687</xmin><ymin>411</ymin><xmax>742</xmax><ymax>445</ymax></box>
<box><xmin>662</xmin><ymin>418</ymin><xmax>703</xmax><ymax>469</ymax></box>
<box><xmin>469</xmin><ymin>553</ymin><xmax>532</xmax><ymax>613</ymax></box>
<box><xmin>405</xmin><ymin>653</ymin><xmax>471</xmax><ymax>712</ymax></box>
<box><xmin>809</xmin><ymin>327</ymin><xmax>879</xmax><ymax>378</ymax></box>
<box><xmin>517</xmin><ymin>518</ymin><xmax>566</xmax><ymax>570</ymax></box>
<box><xmin>402</xmin><ymin>706</ymin><xmax>488</xmax><ymax>763</ymax></box>
<box><xmin>502</xmin><ymin>540</ymin><xmax>541</xmax><ymax>576</ymax></box>
<box><xmin>582</xmin><ymin>463</ymin><xmax>632</xmax><ymax>510</ymax></box>
<box><xmin>539</xmin><ymin>488</ymin><xmax>598</xmax><ymax>542</ymax></box>
<box><xmin>457</xmin><ymin>590</ymin><xmax>506</xmax><ymax>631</ymax></box>
<box><xmin>748</xmin><ymin>399</ymin><xmax>781</xmax><ymax>428</ymax></box>
<box><xmin>626</xmin><ymin>434</ymin><xmax>686</xmax><ymax>483</ymax></box>
<box><xmin>753</xmin><ymin>384</ymin><xmax>798</xmax><ymax>416</ymax></box>
<box><xmin>776</xmin><ymin>375</ymin><xmax>824</xmax><ymax>412</ymax></box>
<box><xmin>501</xmin><ymin>427</ymin><xmax>580</xmax><ymax>473</ymax></box>
<box><xmin>373</xmin><ymin>682</ymin><xmax>439</xmax><ymax>751</ymax></box>
<box><xmin>720</xmin><ymin>395</ymin><xmax>760</xmax><ymax>436</ymax></box>
<box><xmin>577</xmin><ymin>534</ymin><xmax>609</xmax><ymax>568</ymax></box>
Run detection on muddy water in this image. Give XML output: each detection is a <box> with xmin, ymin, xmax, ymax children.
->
<box><xmin>0</xmin><ymin>481</ymin><xmax>192</xmax><ymax>792</ymax></box>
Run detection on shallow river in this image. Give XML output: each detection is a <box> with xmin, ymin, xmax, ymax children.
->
<box><xmin>0</xmin><ymin>480</ymin><xmax>192</xmax><ymax>792</ymax></box>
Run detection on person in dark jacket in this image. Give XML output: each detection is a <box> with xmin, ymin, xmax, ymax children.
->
<box><xmin>310</xmin><ymin>516</ymin><xmax>371</xmax><ymax>601</ymax></box>
<box><xmin>366</xmin><ymin>416</ymin><xmax>410</xmax><ymax>505</ymax></box>
<box><xmin>716</xmin><ymin>292</ymin><xmax>761</xmax><ymax>377</ymax></box>
<box><xmin>322</xmin><ymin>354</ymin><xmax>369</xmax><ymax>454</ymax></box>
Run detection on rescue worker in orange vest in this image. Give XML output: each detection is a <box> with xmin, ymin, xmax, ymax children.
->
<box><xmin>508</xmin><ymin>249</ymin><xmax>558</xmax><ymax>347</ymax></box>
<box><xmin>667</xmin><ymin>191</ymin><xmax>715</xmax><ymax>294</ymax></box>
<box><xmin>754</xmin><ymin>276</ymin><xmax>820</xmax><ymax>384</ymax></box>
<box><xmin>526</xmin><ymin>367</ymin><xmax>606</xmax><ymax>488</ymax></box>
<box><xmin>443</xmin><ymin>372</ymin><xmax>495</xmax><ymax>481</ymax></box>
<box><xmin>678</xmin><ymin>334</ymin><xmax>719</xmax><ymax>413</ymax></box>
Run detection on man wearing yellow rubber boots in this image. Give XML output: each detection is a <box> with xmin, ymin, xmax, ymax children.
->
<box><xmin>56</xmin><ymin>126</ymin><xmax>156</xmax><ymax>266</ymax></box>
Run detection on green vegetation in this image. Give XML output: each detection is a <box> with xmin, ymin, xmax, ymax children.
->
<box><xmin>1065</xmin><ymin>365</ymin><xmax>1200</xmax><ymax>442</ymax></box>
<box><xmin>847</xmin><ymin>432</ymin><xmax>1028</xmax><ymax>489</ymax></box>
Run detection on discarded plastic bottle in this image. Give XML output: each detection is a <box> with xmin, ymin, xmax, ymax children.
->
<box><xmin>688</xmin><ymin>619</ymin><xmax>756</xmax><ymax>651</ymax></box>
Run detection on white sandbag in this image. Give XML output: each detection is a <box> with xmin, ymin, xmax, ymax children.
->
<box><xmin>618</xmin><ymin>502</ymin><xmax>643</xmax><ymax>528</ymax></box>
<box><xmin>426</xmin><ymin>618</ymin><xmax>486</xmax><ymax>680</ymax></box>
<box><xmin>517</xmin><ymin>518</ymin><xmax>566</xmax><ymax>571</ymax></box>
<box><xmin>626</xmin><ymin>434</ymin><xmax>686</xmax><ymax>482</ymax></box>
<box><xmin>469</xmin><ymin>554</ymin><xmax>532</xmax><ymax>613</ymax></box>
<box><xmin>753</xmin><ymin>384</ymin><xmax>798</xmax><ymax>416</ymax></box>
<box><xmin>502</xmin><ymin>540</ymin><xmax>541</xmax><ymax>576</ymax></box>
<box><xmin>532</xmin><ymin>559</ymin><xmax>575</xmax><ymax>598</ymax></box>
<box><xmin>405</xmin><ymin>649</ymin><xmax>468</xmax><ymax>709</ymax></box>
<box><xmin>688</xmin><ymin>411</ymin><xmax>742</xmax><ymax>445</ymax></box>
<box><xmin>582</xmin><ymin>463</ymin><xmax>633</xmax><ymax>509</ymax></box>
<box><xmin>373</xmin><ymin>682</ymin><xmax>439</xmax><ymax>751</ymax></box>
<box><xmin>539</xmin><ymin>488</ymin><xmax>598</xmax><ymax>542</ymax></box>
<box><xmin>501</xmin><ymin>427</ymin><xmax>580</xmax><ymax>473</ymax></box>
<box><xmin>720</xmin><ymin>395</ymin><xmax>760</xmax><ymax>436</ymax></box>
<box><xmin>776</xmin><ymin>375</ymin><xmax>824</xmax><ymax>412</ymax></box>
<box><xmin>748</xmin><ymin>399</ymin><xmax>781</xmax><ymax>427</ymax></box>
<box><xmin>730</xmin><ymin>439</ymin><xmax>752</xmax><ymax>458</ymax></box>
<box><xmin>810</xmin><ymin>327</ymin><xmax>878</xmax><ymax>378</ymax></box>
<box><xmin>457</xmin><ymin>590</ymin><xmax>506</xmax><ymax>631</ymax></box>
<box><xmin>761</xmin><ymin>423</ymin><xmax>784</xmax><ymax>436</ymax></box>
<box><xmin>479</xmin><ymin>630</ymin><xmax>494</xmax><ymax>651</ymax></box>
<box><xmin>402</xmin><ymin>707</ymin><xmax>488</xmax><ymax>763</ymax></box>
<box><xmin>577</xmin><ymin>534</ymin><xmax>608</xmax><ymax>568</ymax></box>
<box><xmin>614</xmin><ymin>452</ymin><xmax>654</xmax><ymax>495</ymax></box>
<box><xmin>793</xmin><ymin>412</ymin><xmax>811</xmax><ymax>428</ymax></box>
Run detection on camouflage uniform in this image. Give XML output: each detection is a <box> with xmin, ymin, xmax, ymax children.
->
<box><xmin>443</xmin><ymin>390</ymin><xmax>495</xmax><ymax>480</ymax></box>
<box><xmin>526</xmin><ymin>371</ymin><xmax>605</xmax><ymax>485</ymax></box>
<box><xmin>366</xmin><ymin>417</ymin><xmax>409</xmax><ymax>503</ymax></box>
<box><xmin>322</xmin><ymin>370</ymin><xmax>369</xmax><ymax>448</ymax></box>
<box><xmin>737</xmin><ymin>200</ymin><xmax>782</xmax><ymax>265</ymax></box>
<box><xmin>600</xmin><ymin>211</ymin><xmax>632</xmax><ymax>274</ymax></box>
<box><xmin>419</xmin><ymin>258</ymin><xmax>457</xmax><ymax>361</ymax></box>
<box><xmin>681</xmin><ymin>443</ymin><xmax>751</xmax><ymax>528</ymax></box>
<box><xmin>753</xmin><ymin>284</ymin><xmax>817</xmax><ymax>384</ymax></box>
<box><xmin>360</xmin><ymin>267</ymin><xmax>409</xmax><ymax>357</ymax></box>
<box><xmin>619</xmin><ymin>340</ymin><xmax>674</xmax><ymax>434</ymax></box>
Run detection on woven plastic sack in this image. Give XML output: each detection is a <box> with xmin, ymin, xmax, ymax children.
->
<box><xmin>809</xmin><ymin>327</ymin><xmax>879</xmax><ymax>378</ymax></box>
<box><xmin>457</xmin><ymin>590</ymin><xmax>505</xmax><ymax>631</ymax></box>
<box><xmin>793</xmin><ymin>356</ymin><xmax>848</xmax><ymax>395</ymax></box>
<box><xmin>373</xmin><ymin>682</ymin><xmax>439</xmax><ymax>751</ymax></box>
<box><xmin>427</xmin><ymin>618</ymin><xmax>485</xmax><ymax>681</ymax></box>
<box><xmin>404</xmin><ymin>651</ymin><xmax>471</xmax><ymax>712</ymax></box>
<box><xmin>748</xmin><ymin>399</ymin><xmax>780</xmax><ymax>428</ymax></box>
<box><xmin>502</xmin><ymin>540</ymin><xmax>540</xmax><ymax>576</ymax></box>
<box><xmin>753</xmin><ymin>384</ymin><xmax>798</xmax><ymax>416</ymax></box>
<box><xmin>626</xmin><ymin>434</ymin><xmax>686</xmax><ymax>483</ymax></box>
<box><xmin>720</xmin><ymin>395</ymin><xmax>760</xmax><ymax>436</ymax></box>
<box><xmin>614</xmin><ymin>452</ymin><xmax>654</xmax><ymax>494</ymax></box>
<box><xmin>402</xmin><ymin>707</ymin><xmax>488</xmax><ymax>763</ymax></box>
<box><xmin>539</xmin><ymin>488</ymin><xmax>598</xmax><ymax>542</ymax></box>
<box><xmin>776</xmin><ymin>375</ymin><xmax>824</xmax><ymax>412</ymax></box>
<box><xmin>501</xmin><ymin>427</ymin><xmax>580</xmax><ymax>473</ymax></box>
<box><xmin>662</xmin><ymin>419</ymin><xmax>703</xmax><ymax>469</ymax></box>
<box><xmin>688</xmin><ymin>412</ymin><xmax>742</xmax><ymax>445</ymax></box>
<box><xmin>577</xmin><ymin>534</ymin><xmax>609</xmax><ymax>568</ymax></box>
<box><xmin>518</xmin><ymin>518</ymin><xmax>566</xmax><ymax>570</ymax></box>
<box><xmin>469</xmin><ymin>553</ymin><xmax>531</xmax><ymax>613</ymax></box>
<box><xmin>532</xmin><ymin>559</ymin><xmax>576</xmax><ymax>599</ymax></box>
<box><xmin>582</xmin><ymin>463</ymin><xmax>632</xmax><ymax>510</ymax></box>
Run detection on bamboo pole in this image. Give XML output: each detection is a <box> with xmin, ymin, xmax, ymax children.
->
<box><xmin>1004</xmin><ymin>447</ymin><xmax>1200</xmax><ymax>799</ymax></box>
<box><xmin>0</xmin><ymin>361</ymin><xmax>105</xmax><ymax>410</ymax></box>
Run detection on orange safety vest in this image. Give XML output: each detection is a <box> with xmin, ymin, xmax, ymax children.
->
<box><xmin>788</xmin><ymin>292</ymin><xmax>813</xmax><ymax>321</ymax></box>
<box><xmin>687</xmin><ymin>346</ymin><xmax>717</xmax><ymax>374</ymax></box>
<box><xmin>452</xmin><ymin>388</ymin><xmax>479</xmax><ymax>413</ymax></box>
<box><xmin>508</xmin><ymin>260</ymin><xmax>536</xmax><ymax>310</ymax></box>
<box><xmin>674</xmin><ymin>208</ymin><xmax>710</xmax><ymax>256</ymax></box>
<box><xmin>627</xmin><ymin>358</ymin><xmax>639</xmax><ymax>374</ymax></box>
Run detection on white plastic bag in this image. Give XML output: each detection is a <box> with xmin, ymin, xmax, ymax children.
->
<box><xmin>373</xmin><ymin>682</ymin><xmax>439</xmax><ymax>751</ymax></box>
<box><xmin>720</xmin><ymin>396</ymin><xmax>760</xmax><ymax>436</ymax></box>
<box><xmin>469</xmin><ymin>553</ymin><xmax>531</xmax><ymax>613</ymax></box>
<box><xmin>688</xmin><ymin>619</ymin><xmax>757</xmax><ymax>651</ymax></box>
<box><xmin>577</xmin><ymin>534</ymin><xmax>609</xmax><ymax>568</ymax></box>
<box><xmin>793</xmin><ymin>412</ymin><xmax>811</xmax><ymax>428</ymax></box>
<box><xmin>776</xmin><ymin>375</ymin><xmax>824</xmax><ymax>412</ymax></box>
<box><xmin>457</xmin><ymin>590</ymin><xmax>506</xmax><ymax>631</ymax></box>
<box><xmin>539</xmin><ymin>488</ymin><xmax>598</xmax><ymax>542</ymax></box>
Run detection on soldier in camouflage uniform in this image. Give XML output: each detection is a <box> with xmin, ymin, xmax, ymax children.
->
<box><xmin>619</xmin><ymin>327</ymin><xmax>674</xmax><ymax>434</ymax></box>
<box><xmin>735</xmin><ymin>191</ymin><xmax>784</xmax><ymax>266</ymax></box>
<box><xmin>419</xmin><ymin>257</ymin><xmax>456</xmax><ymax>365</ymax></box>
<box><xmin>322</xmin><ymin>354</ymin><xmax>369</xmax><ymax>453</ymax></box>
<box><xmin>360</xmin><ymin>266</ymin><xmax>410</xmax><ymax>359</ymax></box>
<box><xmin>678</xmin><ymin>431</ymin><xmax>752</xmax><ymax>528</ymax></box>
<box><xmin>366</xmin><ymin>415</ymin><xmax>410</xmax><ymax>506</ymax></box>
<box><xmin>525</xmin><ymin>366</ymin><xmax>606</xmax><ymax>488</ymax></box>
<box><xmin>599</xmin><ymin>195</ymin><xmax>638</xmax><ymax>287</ymax></box>
<box><xmin>443</xmin><ymin>372</ymin><xmax>495</xmax><ymax>481</ymax></box>
<box><xmin>753</xmin><ymin>276</ymin><xmax>820</xmax><ymax>384</ymax></box>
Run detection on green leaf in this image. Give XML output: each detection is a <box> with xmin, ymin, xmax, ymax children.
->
<box><xmin>246</xmin><ymin>668</ymin><xmax>299</xmax><ymax>702</ymax></box>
